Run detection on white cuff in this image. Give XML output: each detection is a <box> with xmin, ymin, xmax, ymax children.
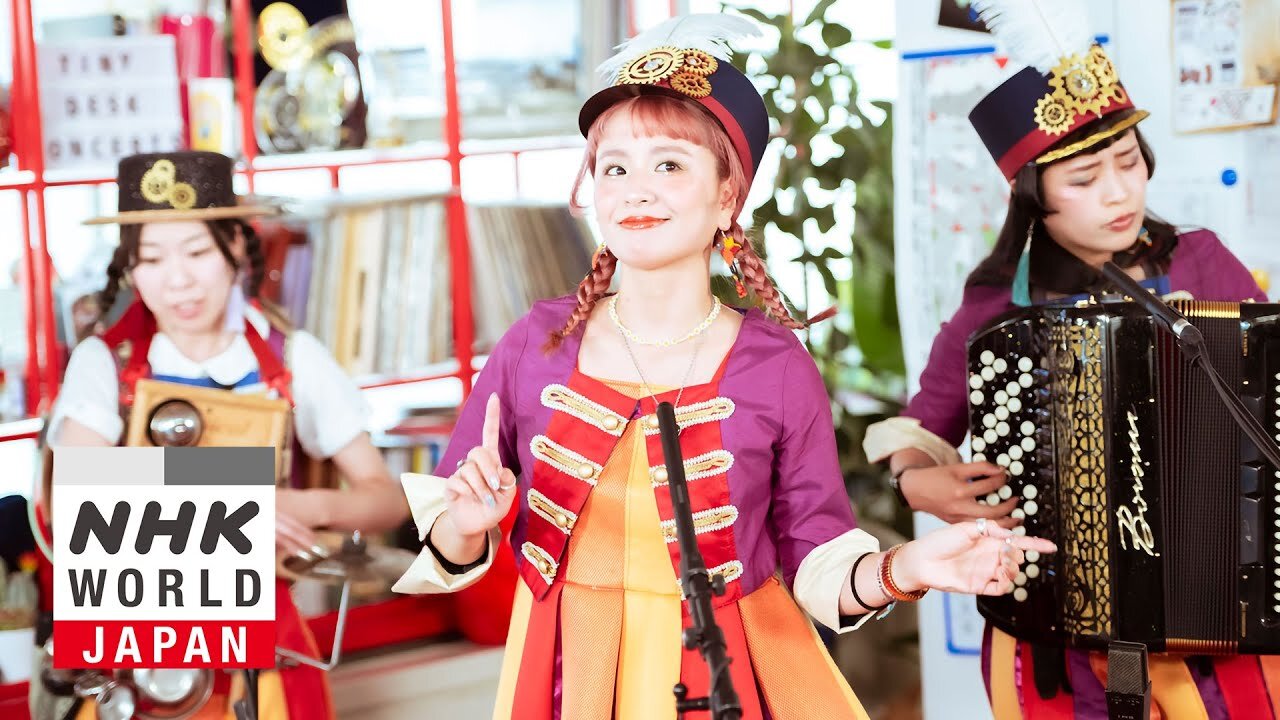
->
<box><xmin>392</xmin><ymin>472</ymin><xmax>499</xmax><ymax>594</ymax></box>
<box><xmin>793</xmin><ymin>528</ymin><xmax>881</xmax><ymax>633</ymax></box>
<box><xmin>862</xmin><ymin>417</ymin><xmax>962</xmax><ymax>466</ymax></box>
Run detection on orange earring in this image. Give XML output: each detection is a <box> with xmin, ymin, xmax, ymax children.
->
<box><xmin>718</xmin><ymin>229</ymin><xmax>747</xmax><ymax>298</ymax></box>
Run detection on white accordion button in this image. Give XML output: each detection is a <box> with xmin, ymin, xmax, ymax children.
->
<box><xmin>1024</xmin><ymin>500</ymin><xmax>1039</xmax><ymax>516</ymax></box>
<box><xmin>1018</xmin><ymin>357</ymin><xmax>1033</xmax><ymax>372</ymax></box>
<box><xmin>1019</xmin><ymin>373</ymin><xmax>1033</xmax><ymax>388</ymax></box>
<box><xmin>996</xmin><ymin>421</ymin><xmax>1010</xmax><ymax>437</ymax></box>
<box><xmin>1026</xmin><ymin>564</ymin><xmax>1040</xmax><ymax>579</ymax></box>
<box><xmin>1011</xmin><ymin>508</ymin><xmax>1026</xmax><ymax>520</ymax></box>
<box><xmin>995</xmin><ymin>390</ymin><xmax>1009</xmax><ymax>405</ymax></box>
<box><xmin>1008</xmin><ymin>445</ymin><xmax>1024</xmax><ymax>461</ymax></box>
<box><xmin>986</xmin><ymin>493</ymin><xmax>1000</xmax><ymax>506</ymax></box>
<box><xmin>983</xmin><ymin>414</ymin><xmax>997</xmax><ymax>429</ymax></box>
<box><xmin>996</xmin><ymin>453</ymin><xmax>1010</xmax><ymax>467</ymax></box>
<box><xmin>1008</xmin><ymin>397</ymin><xmax>1023</xmax><ymax>413</ymax></box>
<box><xmin>981</xmin><ymin>350</ymin><xmax>995</xmax><ymax>366</ymax></box>
<box><xmin>970</xmin><ymin>374</ymin><xmax>984</xmax><ymax>389</ymax></box>
<box><xmin>1013</xmin><ymin>526</ymin><xmax>1027</xmax><ymax>536</ymax></box>
<box><xmin>1014</xmin><ymin>572</ymin><xmax>1027</xmax><ymax>586</ymax></box>
<box><xmin>970</xmin><ymin>390</ymin><xmax>984</xmax><ymax>405</ymax></box>
<box><xmin>985</xmin><ymin>429</ymin><xmax>998</xmax><ymax>444</ymax></box>
<box><xmin>1014</xmin><ymin>587</ymin><xmax>1028</xmax><ymax>602</ymax></box>
<box><xmin>1021</xmin><ymin>421</ymin><xmax>1036</xmax><ymax>436</ymax></box>
<box><xmin>982</xmin><ymin>367</ymin><xmax>996</xmax><ymax>381</ymax></box>
<box><xmin>995</xmin><ymin>406</ymin><xmax>1010</xmax><ymax>421</ymax></box>
<box><xmin>1006</xmin><ymin>381</ymin><xmax>1021</xmax><ymax>397</ymax></box>
<box><xmin>972</xmin><ymin>437</ymin><xmax>987</xmax><ymax>452</ymax></box>
<box><xmin>998</xmin><ymin>485</ymin><xmax>1013</xmax><ymax>500</ymax></box>
<box><xmin>994</xmin><ymin>358</ymin><xmax>1008</xmax><ymax>373</ymax></box>
<box><xmin>1021</xmin><ymin>437</ymin><xmax>1036</xmax><ymax>452</ymax></box>
<box><xmin>973</xmin><ymin>453</ymin><xmax>987</xmax><ymax>462</ymax></box>
<box><xmin>1026</xmin><ymin>550</ymin><xmax>1040</xmax><ymax>563</ymax></box>
<box><xmin>1023</xmin><ymin>485</ymin><xmax>1038</xmax><ymax>500</ymax></box>
<box><xmin>1010</xmin><ymin>461</ymin><xmax>1025</xmax><ymax>476</ymax></box>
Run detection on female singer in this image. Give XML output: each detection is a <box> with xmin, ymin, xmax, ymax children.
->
<box><xmin>393</xmin><ymin>15</ymin><xmax>1055</xmax><ymax>719</ymax></box>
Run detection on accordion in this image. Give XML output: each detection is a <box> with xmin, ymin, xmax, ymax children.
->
<box><xmin>967</xmin><ymin>300</ymin><xmax>1280</xmax><ymax>653</ymax></box>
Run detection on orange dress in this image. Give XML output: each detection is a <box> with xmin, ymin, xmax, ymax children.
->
<box><xmin>490</xmin><ymin>380</ymin><xmax>869</xmax><ymax>720</ymax></box>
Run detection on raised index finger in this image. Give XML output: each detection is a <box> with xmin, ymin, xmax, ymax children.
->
<box><xmin>482</xmin><ymin>393</ymin><xmax>502</xmax><ymax>453</ymax></box>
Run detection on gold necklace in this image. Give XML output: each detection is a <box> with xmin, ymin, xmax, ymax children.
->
<box><xmin>608</xmin><ymin>294</ymin><xmax>720</xmax><ymax>348</ymax></box>
<box><xmin>619</xmin><ymin>325</ymin><xmax>704</xmax><ymax>413</ymax></box>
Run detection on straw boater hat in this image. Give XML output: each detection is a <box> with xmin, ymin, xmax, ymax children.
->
<box><xmin>85</xmin><ymin>151</ymin><xmax>279</xmax><ymax>225</ymax></box>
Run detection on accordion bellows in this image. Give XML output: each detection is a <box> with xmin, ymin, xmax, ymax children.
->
<box><xmin>967</xmin><ymin>300</ymin><xmax>1280</xmax><ymax>653</ymax></box>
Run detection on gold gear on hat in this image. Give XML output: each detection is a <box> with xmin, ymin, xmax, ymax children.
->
<box><xmin>259</xmin><ymin>2</ymin><xmax>309</xmax><ymax>71</ymax></box>
<box><xmin>148</xmin><ymin>159</ymin><xmax>176</xmax><ymax>180</ymax></box>
<box><xmin>1047</xmin><ymin>51</ymin><xmax>1112</xmax><ymax>117</ymax></box>
<box><xmin>167</xmin><ymin>183</ymin><xmax>198</xmax><ymax>210</ymax></box>
<box><xmin>669</xmin><ymin>72</ymin><xmax>712</xmax><ymax>98</ymax></box>
<box><xmin>139</xmin><ymin>164</ymin><xmax>175</xmax><ymax>204</ymax></box>
<box><xmin>1088</xmin><ymin>46</ymin><xmax>1118</xmax><ymax>87</ymax></box>
<box><xmin>618</xmin><ymin>47</ymin><xmax>684</xmax><ymax>85</ymax></box>
<box><xmin>1034</xmin><ymin>95</ymin><xmax>1073</xmax><ymax>136</ymax></box>
<box><xmin>679</xmin><ymin>49</ymin><xmax>718</xmax><ymax>77</ymax></box>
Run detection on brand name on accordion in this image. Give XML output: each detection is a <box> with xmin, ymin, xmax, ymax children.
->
<box><xmin>1116</xmin><ymin>409</ymin><xmax>1159</xmax><ymax>557</ymax></box>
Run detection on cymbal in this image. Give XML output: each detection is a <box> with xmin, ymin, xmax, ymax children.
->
<box><xmin>278</xmin><ymin>531</ymin><xmax>415</xmax><ymax>592</ymax></box>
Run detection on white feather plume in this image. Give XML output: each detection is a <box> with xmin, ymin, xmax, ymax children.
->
<box><xmin>596</xmin><ymin>14</ymin><xmax>761</xmax><ymax>80</ymax></box>
<box><xmin>971</xmin><ymin>0</ymin><xmax>1094</xmax><ymax>74</ymax></box>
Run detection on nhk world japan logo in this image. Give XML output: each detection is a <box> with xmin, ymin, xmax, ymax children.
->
<box><xmin>53</xmin><ymin>447</ymin><xmax>275</xmax><ymax>669</ymax></box>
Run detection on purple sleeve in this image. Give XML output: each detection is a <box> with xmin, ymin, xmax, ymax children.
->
<box><xmin>770</xmin><ymin>342</ymin><xmax>858</xmax><ymax>588</ymax></box>
<box><xmin>434</xmin><ymin>314</ymin><xmax>531</xmax><ymax>478</ymax></box>
<box><xmin>902</xmin><ymin>287</ymin><xmax>1012</xmax><ymax>447</ymax></box>
<box><xmin>1173</xmin><ymin>230</ymin><xmax>1268</xmax><ymax>302</ymax></box>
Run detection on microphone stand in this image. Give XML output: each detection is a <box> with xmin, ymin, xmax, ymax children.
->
<box><xmin>1099</xmin><ymin>262</ymin><xmax>1280</xmax><ymax>469</ymax></box>
<box><xmin>1098</xmin><ymin>262</ymin><xmax>1280</xmax><ymax>720</ymax></box>
<box><xmin>656</xmin><ymin>402</ymin><xmax>742</xmax><ymax>720</ymax></box>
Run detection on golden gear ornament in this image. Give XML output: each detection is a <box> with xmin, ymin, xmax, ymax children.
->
<box><xmin>619</xmin><ymin>47</ymin><xmax>684</xmax><ymax>84</ymax></box>
<box><xmin>679</xmin><ymin>49</ymin><xmax>719</xmax><ymax>77</ymax></box>
<box><xmin>1035</xmin><ymin>96</ymin><xmax>1073</xmax><ymax>136</ymax></box>
<box><xmin>669</xmin><ymin>72</ymin><xmax>712</xmax><ymax>98</ymax></box>
<box><xmin>138</xmin><ymin>160</ymin><xmax>200</xmax><ymax>210</ymax></box>
<box><xmin>139</xmin><ymin>164</ymin><xmax>174</xmax><ymax>204</ymax></box>
<box><xmin>167</xmin><ymin>183</ymin><xmax>197</xmax><ymax>210</ymax></box>
<box><xmin>1088</xmin><ymin>46</ymin><xmax>1117</xmax><ymax>87</ymax></box>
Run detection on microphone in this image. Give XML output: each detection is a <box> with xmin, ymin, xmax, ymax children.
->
<box><xmin>1099</xmin><ymin>262</ymin><xmax>1204</xmax><ymax>351</ymax></box>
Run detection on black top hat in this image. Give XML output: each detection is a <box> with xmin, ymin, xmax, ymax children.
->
<box><xmin>84</xmin><ymin>151</ymin><xmax>278</xmax><ymax>225</ymax></box>
<box><xmin>578</xmin><ymin>15</ymin><xmax>770</xmax><ymax>186</ymax></box>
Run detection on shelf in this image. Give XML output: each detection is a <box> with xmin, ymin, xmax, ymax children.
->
<box><xmin>0</xmin><ymin>135</ymin><xmax>584</xmax><ymax>193</ymax></box>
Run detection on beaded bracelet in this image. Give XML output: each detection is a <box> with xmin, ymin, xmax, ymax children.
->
<box><xmin>879</xmin><ymin>544</ymin><xmax>928</xmax><ymax>603</ymax></box>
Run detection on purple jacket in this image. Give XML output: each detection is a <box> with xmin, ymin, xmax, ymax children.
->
<box><xmin>904</xmin><ymin>229</ymin><xmax>1268</xmax><ymax>442</ymax></box>
<box><xmin>436</xmin><ymin>296</ymin><xmax>856</xmax><ymax>601</ymax></box>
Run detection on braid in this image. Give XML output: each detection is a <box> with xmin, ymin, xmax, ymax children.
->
<box><xmin>97</xmin><ymin>225</ymin><xmax>140</xmax><ymax>320</ymax></box>
<box><xmin>736</xmin><ymin>237</ymin><xmax>834</xmax><ymax>329</ymax></box>
<box><xmin>544</xmin><ymin>247</ymin><xmax>617</xmax><ymax>352</ymax></box>
<box><xmin>237</xmin><ymin>220</ymin><xmax>266</xmax><ymax>298</ymax></box>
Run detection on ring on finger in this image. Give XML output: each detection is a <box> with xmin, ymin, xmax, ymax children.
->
<box><xmin>498</xmin><ymin>479</ymin><xmax>517</xmax><ymax>491</ymax></box>
<box><xmin>976</xmin><ymin>517</ymin><xmax>989</xmax><ymax>537</ymax></box>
